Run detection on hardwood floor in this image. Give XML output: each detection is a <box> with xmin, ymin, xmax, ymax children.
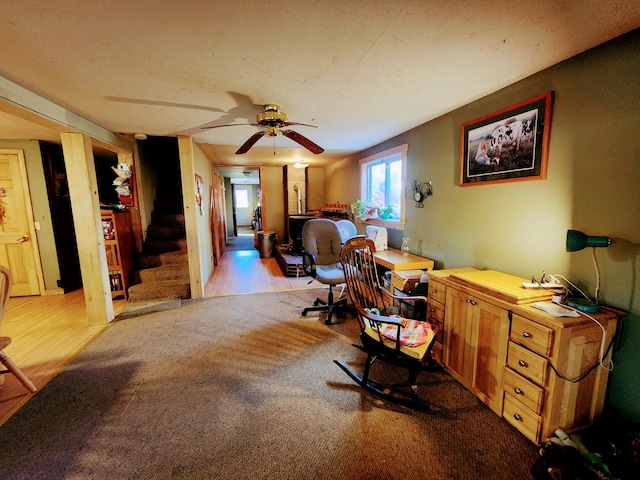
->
<box><xmin>204</xmin><ymin>249</ymin><xmax>320</xmax><ymax>296</ymax></box>
<box><xmin>0</xmin><ymin>291</ymin><xmax>127</xmax><ymax>425</ymax></box>
<box><xmin>1</xmin><ymin>237</ymin><xmax>320</xmax><ymax>425</ymax></box>
<box><xmin>206</xmin><ymin>225</ymin><xmax>321</xmax><ymax>296</ymax></box>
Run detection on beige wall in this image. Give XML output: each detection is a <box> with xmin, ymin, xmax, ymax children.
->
<box><xmin>261</xmin><ymin>166</ymin><xmax>286</xmax><ymax>243</ymax></box>
<box><xmin>306</xmin><ymin>167</ymin><xmax>325</xmax><ymax>212</ymax></box>
<box><xmin>193</xmin><ymin>144</ymin><xmax>214</xmax><ymax>286</ymax></box>
<box><xmin>326</xmin><ymin>29</ymin><xmax>640</xmax><ymax>422</ymax></box>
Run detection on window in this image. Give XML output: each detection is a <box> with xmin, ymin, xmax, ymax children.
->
<box><xmin>359</xmin><ymin>144</ymin><xmax>407</xmax><ymax>228</ymax></box>
<box><xmin>235</xmin><ymin>189</ymin><xmax>249</xmax><ymax>208</ymax></box>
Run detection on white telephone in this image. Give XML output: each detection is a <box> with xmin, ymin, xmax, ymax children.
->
<box><xmin>366</xmin><ymin>225</ymin><xmax>388</xmax><ymax>251</ymax></box>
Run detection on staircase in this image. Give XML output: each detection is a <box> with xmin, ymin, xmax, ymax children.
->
<box><xmin>128</xmin><ymin>195</ymin><xmax>191</xmax><ymax>302</ymax></box>
<box><xmin>124</xmin><ymin>136</ymin><xmax>191</xmax><ymax>306</ymax></box>
<box><xmin>127</xmin><ymin>192</ymin><xmax>191</xmax><ymax>302</ymax></box>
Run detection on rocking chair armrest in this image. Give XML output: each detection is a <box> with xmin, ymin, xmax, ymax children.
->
<box><xmin>357</xmin><ymin>305</ymin><xmax>400</xmax><ymax>325</ymax></box>
<box><xmin>355</xmin><ymin>304</ymin><xmax>417</xmax><ymax>327</ymax></box>
<box><xmin>380</xmin><ymin>289</ymin><xmax>428</xmax><ymax>305</ymax></box>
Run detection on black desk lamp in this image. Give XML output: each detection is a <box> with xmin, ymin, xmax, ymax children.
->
<box><xmin>566</xmin><ymin>229</ymin><xmax>612</xmax><ymax>313</ymax></box>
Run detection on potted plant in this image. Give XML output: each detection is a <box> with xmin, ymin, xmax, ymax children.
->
<box><xmin>352</xmin><ymin>199</ymin><xmax>392</xmax><ymax>221</ymax></box>
<box><xmin>379</xmin><ymin>205</ymin><xmax>393</xmax><ymax>219</ymax></box>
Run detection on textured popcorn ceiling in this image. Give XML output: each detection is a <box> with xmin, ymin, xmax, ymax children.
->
<box><xmin>1</xmin><ymin>0</ymin><xmax>639</xmax><ymax>170</ymax></box>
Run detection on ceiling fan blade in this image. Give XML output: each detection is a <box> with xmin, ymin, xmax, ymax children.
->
<box><xmin>202</xmin><ymin>123</ymin><xmax>258</xmax><ymax>130</ymax></box>
<box><xmin>281</xmin><ymin>130</ymin><xmax>324</xmax><ymax>154</ymax></box>
<box><xmin>280</xmin><ymin>122</ymin><xmax>317</xmax><ymax>128</ymax></box>
<box><xmin>236</xmin><ymin>131</ymin><xmax>266</xmax><ymax>154</ymax></box>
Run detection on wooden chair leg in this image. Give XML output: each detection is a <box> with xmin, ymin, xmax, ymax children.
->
<box><xmin>0</xmin><ymin>350</ymin><xmax>37</xmax><ymax>393</ymax></box>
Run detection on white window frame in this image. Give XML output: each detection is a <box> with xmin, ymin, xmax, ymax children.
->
<box><xmin>358</xmin><ymin>143</ymin><xmax>407</xmax><ymax>230</ymax></box>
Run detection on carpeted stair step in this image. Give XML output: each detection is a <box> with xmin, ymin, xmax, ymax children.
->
<box><xmin>153</xmin><ymin>199</ymin><xmax>183</xmax><ymax>214</ymax></box>
<box><xmin>137</xmin><ymin>250</ymin><xmax>188</xmax><ymax>270</ymax></box>
<box><xmin>147</xmin><ymin>224</ymin><xmax>186</xmax><ymax>240</ymax></box>
<box><xmin>127</xmin><ymin>279</ymin><xmax>191</xmax><ymax>302</ymax></box>
<box><xmin>139</xmin><ymin>264</ymin><xmax>189</xmax><ymax>282</ymax></box>
<box><xmin>150</xmin><ymin>212</ymin><xmax>185</xmax><ymax>226</ymax></box>
<box><xmin>142</xmin><ymin>238</ymin><xmax>187</xmax><ymax>255</ymax></box>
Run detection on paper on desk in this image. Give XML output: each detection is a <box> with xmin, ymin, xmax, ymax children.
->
<box><xmin>531</xmin><ymin>302</ymin><xmax>580</xmax><ymax>317</ymax></box>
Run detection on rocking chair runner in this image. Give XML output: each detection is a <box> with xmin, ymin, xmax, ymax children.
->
<box><xmin>335</xmin><ymin>236</ymin><xmax>437</xmax><ymax>409</ymax></box>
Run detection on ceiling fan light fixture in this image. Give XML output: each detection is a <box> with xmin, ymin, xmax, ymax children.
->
<box><xmin>133</xmin><ymin>133</ymin><xmax>147</xmax><ymax>140</ymax></box>
<box><xmin>208</xmin><ymin>104</ymin><xmax>324</xmax><ymax>155</ymax></box>
<box><xmin>293</xmin><ymin>162</ymin><xmax>309</xmax><ymax>169</ymax></box>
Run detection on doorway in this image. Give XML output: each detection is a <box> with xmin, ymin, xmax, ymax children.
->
<box><xmin>234</xmin><ymin>185</ymin><xmax>253</xmax><ymax>228</ymax></box>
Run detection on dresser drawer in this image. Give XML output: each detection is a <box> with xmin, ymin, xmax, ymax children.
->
<box><xmin>430</xmin><ymin>321</ymin><xmax>444</xmax><ymax>343</ymax></box>
<box><xmin>427</xmin><ymin>299</ymin><xmax>445</xmax><ymax>323</ymax></box>
<box><xmin>507</xmin><ymin>342</ymin><xmax>548</xmax><ymax>386</ymax></box>
<box><xmin>428</xmin><ymin>280</ymin><xmax>446</xmax><ymax>304</ymax></box>
<box><xmin>503</xmin><ymin>367</ymin><xmax>545</xmax><ymax>414</ymax></box>
<box><xmin>503</xmin><ymin>393</ymin><xmax>542</xmax><ymax>444</ymax></box>
<box><xmin>510</xmin><ymin>314</ymin><xmax>554</xmax><ymax>357</ymax></box>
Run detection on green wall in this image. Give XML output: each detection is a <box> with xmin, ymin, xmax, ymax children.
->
<box><xmin>327</xmin><ymin>29</ymin><xmax>640</xmax><ymax>423</ymax></box>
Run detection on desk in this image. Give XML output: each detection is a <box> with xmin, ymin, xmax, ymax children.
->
<box><xmin>373</xmin><ymin>248</ymin><xmax>435</xmax><ymax>271</ymax></box>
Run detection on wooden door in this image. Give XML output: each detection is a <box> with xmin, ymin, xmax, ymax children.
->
<box><xmin>0</xmin><ymin>150</ymin><xmax>44</xmax><ymax>296</ymax></box>
<box><xmin>469</xmin><ymin>300</ymin><xmax>510</xmax><ymax>414</ymax></box>
<box><xmin>443</xmin><ymin>287</ymin><xmax>474</xmax><ymax>385</ymax></box>
<box><xmin>210</xmin><ymin>170</ymin><xmax>226</xmax><ymax>266</ymax></box>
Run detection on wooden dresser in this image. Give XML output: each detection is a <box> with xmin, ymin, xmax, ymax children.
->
<box><xmin>427</xmin><ymin>268</ymin><xmax>621</xmax><ymax>445</ymax></box>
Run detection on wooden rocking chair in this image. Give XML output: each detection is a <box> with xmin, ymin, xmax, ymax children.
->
<box><xmin>0</xmin><ymin>265</ymin><xmax>37</xmax><ymax>393</ymax></box>
<box><xmin>335</xmin><ymin>237</ymin><xmax>437</xmax><ymax>410</ymax></box>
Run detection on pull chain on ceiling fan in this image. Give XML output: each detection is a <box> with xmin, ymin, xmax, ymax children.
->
<box><xmin>203</xmin><ymin>104</ymin><xmax>324</xmax><ymax>155</ymax></box>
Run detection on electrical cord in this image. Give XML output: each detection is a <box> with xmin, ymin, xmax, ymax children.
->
<box><xmin>546</xmin><ymin>303</ymin><xmax>620</xmax><ymax>383</ymax></box>
<box><xmin>550</xmin><ymin>273</ymin><xmax>592</xmax><ymax>303</ymax></box>
<box><xmin>548</xmin><ymin>332</ymin><xmax>615</xmax><ymax>383</ymax></box>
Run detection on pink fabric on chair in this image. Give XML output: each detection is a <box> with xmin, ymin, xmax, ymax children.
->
<box><xmin>365</xmin><ymin>308</ymin><xmax>433</xmax><ymax>347</ymax></box>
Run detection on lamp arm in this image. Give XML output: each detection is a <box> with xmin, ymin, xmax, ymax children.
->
<box><xmin>592</xmin><ymin>247</ymin><xmax>601</xmax><ymax>305</ymax></box>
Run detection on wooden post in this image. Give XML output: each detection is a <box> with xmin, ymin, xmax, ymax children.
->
<box><xmin>61</xmin><ymin>132</ymin><xmax>114</xmax><ymax>324</ymax></box>
<box><xmin>177</xmin><ymin>136</ymin><xmax>203</xmax><ymax>299</ymax></box>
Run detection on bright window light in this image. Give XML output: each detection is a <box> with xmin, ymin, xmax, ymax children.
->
<box><xmin>235</xmin><ymin>189</ymin><xmax>249</xmax><ymax>208</ymax></box>
<box><xmin>359</xmin><ymin>144</ymin><xmax>407</xmax><ymax>224</ymax></box>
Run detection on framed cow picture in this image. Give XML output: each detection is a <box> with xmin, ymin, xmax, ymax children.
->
<box><xmin>460</xmin><ymin>91</ymin><xmax>553</xmax><ymax>186</ymax></box>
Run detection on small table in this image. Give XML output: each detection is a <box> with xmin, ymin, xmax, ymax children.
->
<box><xmin>373</xmin><ymin>248</ymin><xmax>435</xmax><ymax>271</ymax></box>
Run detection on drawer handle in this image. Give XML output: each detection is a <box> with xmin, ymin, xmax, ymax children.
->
<box><xmin>522</xmin><ymin>332</ymin><xmax>532</xmax><ymax>338</ymax></box>
<box><xmin>431</xmin><ymin>289</ymin><xmax>437</xmax><ymax>294</ymax></box>
<box><xmin>513</xmin><ymin>414</ymin><xmax>522</xmax><ymax>421</ymax></box>
<box><xmin>514</xmin><ymin>388</ymin><xmax>523</xmax><ymax>395</ymax></box>
<box><xmin>518</xmin><ymin>360</ymin><xmax>528</xmax><ymax>368</ymax></box>
<box><xmin>430</xmin><ymin>308</ymin><xmax>435</xmax><ymax>313</ymax></box>
<box><xmin>466</xmin><ymin>299</ymin><xmax>477</xmax><ymax>305</ymax></box>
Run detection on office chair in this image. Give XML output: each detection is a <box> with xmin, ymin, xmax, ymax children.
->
<box><xmin>0</xmin><ymin>265</ymin><xmax>37</xmax><ymax>393</ymax></box>
<box><xmin>336</xmin><ymin>219</ymin><xmax>358</xmax><ymax>243</ymax></box>
<box><xmin>334</xmin><ymin>236</ymin><xmax>437</xmax><ymax>410</ymax></box>
<box><xmin>301</xmin><ymin>218</ymin><xmax>348</xmax><ymax>325</ymax></box>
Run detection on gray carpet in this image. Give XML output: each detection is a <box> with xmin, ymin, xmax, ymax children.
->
<box><xmin>0</xmin><ymin>288</ymin><xmax>539</xmax><ymax>479</ymax></box>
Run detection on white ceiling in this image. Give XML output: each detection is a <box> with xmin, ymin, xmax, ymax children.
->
<box><xmin>1</xmin><ymin>1</ymin><xmax>639</xmax><ymax>175</ymax></box>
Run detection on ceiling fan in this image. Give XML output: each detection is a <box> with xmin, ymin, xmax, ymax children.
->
<box><xmin>203</xmin><ymin>104</ymin><xmax>324</xmax><ymax>155</ymax></box>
